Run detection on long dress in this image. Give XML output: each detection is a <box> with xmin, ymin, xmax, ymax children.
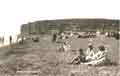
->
<box><xmin>85</xmin><ymin>48</ymin><xmax>95</xmax><ymax>61</ymax></box>
<box><xmin>84</xmin><ymin>49</ymin><xmax>108</xmax><ymax>66</ymax></box>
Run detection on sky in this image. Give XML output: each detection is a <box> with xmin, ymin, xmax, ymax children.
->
<box><xmin>0</xmin><ymin>0</ymin><xmax>120</xmax><ymax>37</ymax></box>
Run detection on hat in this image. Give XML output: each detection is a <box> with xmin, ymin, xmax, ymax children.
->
<box><xmin>88</xmin><ymin>43</ymin><xmax>93</xmax><ymax>46</ymax></box>
<box><xmin>98</xmin><ymin>45</ymin><xmax>105</xmax><ymax>51</ymax></box>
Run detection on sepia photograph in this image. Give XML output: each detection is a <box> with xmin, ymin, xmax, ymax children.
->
<box><xmin>0</xmin><ymin>0</ymin><xmax>120</xmax><ymax>76</ymax></box>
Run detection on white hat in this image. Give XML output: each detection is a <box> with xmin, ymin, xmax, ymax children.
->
<box><xmin>88</xmin><ymin>43</ymin><xmax>93</xmax><ymax>46</ymax></box>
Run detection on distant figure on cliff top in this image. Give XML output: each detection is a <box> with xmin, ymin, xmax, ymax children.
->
<box><xmin>9</xmin><ymin>36</ymin><xmax>12</xmax><ymax>45</ymax></box>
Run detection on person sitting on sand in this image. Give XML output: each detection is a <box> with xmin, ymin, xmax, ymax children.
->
<box><xmin>70</xmin><ymin>49</ymin><xmax>86</xmax><ymax>64</ymax></box>
<box><xmin>84</xmin><ymin>45</ymin><xmax>108</xmax><ymax>66</ymax></box>
<box><xmin>79</xmin><ymin>49</ymin><xmax>86</xmax><ymax>63</ymax></box>
<box><xmin>85</xmin><ymin>43</ymin><xmax>95</xmax><ymax>62</ymax></box>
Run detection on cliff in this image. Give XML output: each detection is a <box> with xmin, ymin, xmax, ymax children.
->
<box><xmin>20</xmin><ymin>18</ymin><xmax>119</xmax><ymax>35</ymax></box>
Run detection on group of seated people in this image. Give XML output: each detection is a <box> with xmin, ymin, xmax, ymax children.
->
<box><xmin>71</xmin><ymin>43</ymin><xmax>109</xmax><ymax>66</ymax></box>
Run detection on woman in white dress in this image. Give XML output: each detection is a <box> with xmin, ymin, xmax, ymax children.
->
<box><xmin>84</xmin><ymin>45</ymin><xmax>108</xmax><ymax>66</ymax></box>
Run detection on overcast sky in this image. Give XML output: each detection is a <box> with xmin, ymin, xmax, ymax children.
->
<box><xmin>0</xmin><ymin>0</ymin><xmax>119</xmax><ymax>36</ymax></box>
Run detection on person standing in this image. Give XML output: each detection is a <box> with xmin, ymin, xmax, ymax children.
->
<box><xmin>9</xmin><ymin>36</ymin><xmax>12</xmax><ymax>45</ymax></box>
<box><xmin>2</xmin><ymin>36</ymin><xmax>4</xmax><ymax>45</ymax></box>
<box><xmin>52</xmin><ymin>33</ymin><xmax>57</xmax><ymax>42</ymax></box>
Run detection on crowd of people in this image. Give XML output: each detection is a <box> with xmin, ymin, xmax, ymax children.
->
<box><xmin>83</xmin><ymin>43</ymin><xmax>108</xmax><ymax>66</ymax></box>
<box><xmin>59</xmin><ymin>42</ymin><xmax>109</xmax><ymax>66</ymax></box>
<box><xmin>76</xmin><ymin>43</ymin><xmax>109</xmax><ymax>66</ymax></box>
